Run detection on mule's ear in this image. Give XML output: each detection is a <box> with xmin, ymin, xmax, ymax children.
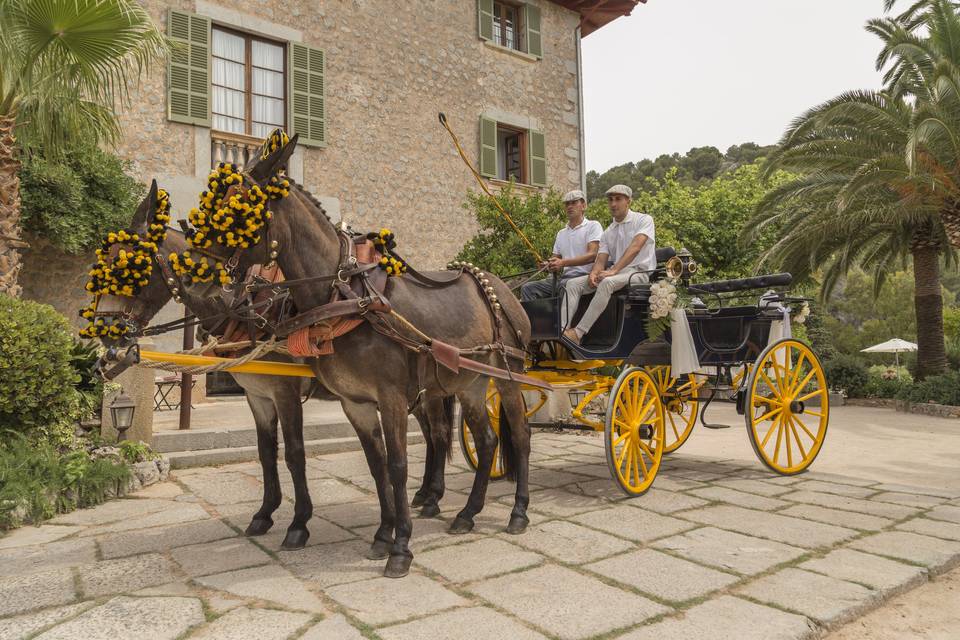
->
<box><xmin>249</xmin><ymin>133</ymin><xmax>299</xmax><ymax>183</ymax></box>
<box><xmin>130</xmin><ymin>180</ymin><xmax>159</xmax><ymax>234</ymax></box>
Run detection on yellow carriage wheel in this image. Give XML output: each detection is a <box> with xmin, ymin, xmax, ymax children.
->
<box><xmin>745</xmin><ymin>338</ymin><xmax>829</xmax><ymax>475</ymax></box>
<box><xmin>459</xmin><ymin>380</ymin><xmax>533</xmax><ymax>480</ymax></box>
<box><xmin>645</xmin><ymin>366</ymin><xmax>699</xmax><ymax>453</ymax></box>
<box><xmin>604</xmin><ymin>367</ymin><xmax>666</xmax><ymax>496</ymax></box>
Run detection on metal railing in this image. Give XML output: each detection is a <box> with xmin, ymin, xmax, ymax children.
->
<box><xmin>210</xmin><ymin>130</ymin><xmax>263</xmax><ymax>169</ymax></box>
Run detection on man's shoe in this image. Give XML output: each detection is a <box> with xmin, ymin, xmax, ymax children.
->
<box><xmin>562</xmin><ymin>328</ymin><xmax>581</xmax><ymax>345</ymax></box>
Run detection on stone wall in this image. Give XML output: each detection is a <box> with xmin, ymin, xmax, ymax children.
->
<box><xmin>117</xmin><ymin>0</ymin><xmax>584</xmax><ymax>267</ymax></box>
<box><xmin>19</xmin><ymin>234</ymin><xmax>91</xmax><ymax>329</ymax></box>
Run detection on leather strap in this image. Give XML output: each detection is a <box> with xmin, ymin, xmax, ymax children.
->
<box><xmin>274</xmin><ymin>297</ymin><xmax>390</xmax><ymax>337</ymax></box>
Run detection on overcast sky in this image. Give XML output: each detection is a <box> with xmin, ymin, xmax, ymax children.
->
<box><xmin>581</xmin><ymin>0</ymin><xmax>888</xmax><ymax>173</ymax></box>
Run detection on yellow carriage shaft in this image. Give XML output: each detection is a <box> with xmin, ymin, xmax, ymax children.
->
<box><xmin>138</xmin><ymin>350</ymin><xmax>316</xmax><ymax>377</ymax></box>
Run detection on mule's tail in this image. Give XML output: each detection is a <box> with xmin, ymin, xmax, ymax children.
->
<box><xmin>440</xmin><ymin>395</ymin><xmax>455</xmax><ymax>461</ymax></box>
<box><xmin>497</xmin><ymin>391</ymin><xmax>524</xmax><ymax>484</ymax></box>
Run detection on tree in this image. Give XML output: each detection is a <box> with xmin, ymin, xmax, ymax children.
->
<box><xmin>0</xmin><ymin>0</ymin><xmax>165</xmax><ymax>296</ymax></box>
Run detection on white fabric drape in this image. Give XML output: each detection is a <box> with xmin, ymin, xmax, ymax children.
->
<box><xmin>670</xmin><ymin>309</ymin><xmax>701</xmax><ymax>375</ymax></box>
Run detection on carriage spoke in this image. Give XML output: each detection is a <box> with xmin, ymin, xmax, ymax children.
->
<box><xmin>636</xmin><ymin>446</ymin><xmax>648</xmax><ymax>480</ymax></box>
<box><xmin>760</xmin><ymin>414</ymin><xmax>781</xmax><ymax>448</ymax></box>
<box><xmin>773</xmin><ymin>417</ymin><xmax>785</xmax><ymax>464</ymax></box>
<box><xmin>771</xmin><ymin>356</ymin><xmax>790</xmax><ymax>394</ymax></box>
<box><xmin>616</xmin><ymin>442</ymin><xmax>630</xmax><ymax>470</ymax></box>
<box><xmin>791</xmin><ymin>413</ymin><xmax>818</xmax><ymax>442</ymax></box>
<box><xmin>788</xmin><ymin>352</ymin><xmax>808</xmax><ymax>390</ymax></box>
<box><xmin>784</xmin><ymin>418</ymin><xmax>793</xmax><ymax>467</ymax></box>
<box><xmin>668</xmin><ymin>412</ymin><xmax>680</xmax><ymax>440</ymax></box>
<box><xmin>796</xmin><ymin>388</ymin><xmax>825</xmax><ymax>403</ymax></box>
<box><xmin>787</xmin><ymin>416</ymin><xmax>808</xmax><ymax>460</ymax></box>
<box><xmin>754</xmin><ymin>405</ymin><xmax>783</xmax><ymax>424</ymax></box>
<box><xmin>754</xmin><ymin>395</ymin><xmax>779</xmax><ymax>406</ymax></box>
<box><xmin>790</xmin><ymin>368</ymin><xmax>816</xmax><ymax>397</ymax></box>
<box><xmin>758</xmin><ymin>369</ymin><xmax>783</xmax><ymax>400</ymax></box>
<box><xmin>612</xmin><ymin>429</ymin><xmax>631</xmax><ymax>449</ymax></box>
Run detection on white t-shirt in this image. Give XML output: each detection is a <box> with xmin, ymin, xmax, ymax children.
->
<box><xmin>552</xmin><ymin>218</ymin><xmax>603</xmax><ymax>278</ymax></box>
<box><xmin>599</xmin><ymin>210</ymin><xmax>656</xmax><ymax>271</ymax></box>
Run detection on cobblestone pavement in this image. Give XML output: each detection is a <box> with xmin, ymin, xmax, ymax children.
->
<box><xmin>2</xmin><ymin>416</ymin><xmax>959</xmax><ymax>639</ymax></box>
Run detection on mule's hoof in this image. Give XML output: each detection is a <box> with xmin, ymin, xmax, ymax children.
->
<box><xmin>410</xmin><ymin>493</ymin><xmax>427</xmax><ymax>508</ymax></box>
<box><xmin>448</xmin><ymin>516</ymin><xmax>475</xmax><ymax>535</ymax></box>
<box><xmin>366</xmin><ymin>538</ymin><xmax>392</xmax><ymax>560</ymax></box>
<box><xmin>383</xmin><ymin>554</ymin><xmax>413</xmax><ymax>578</ymax></box>
<box><xmin>505</xmin><ymin>514</ymin><xmax>529</xmax><ymax>535</ymax></box>
<box><xmin>245</xmin><ymin>518</ymin><xmax>273</xmax><ymax>537</ymax></box>
<box><xmin>418</xmin><ymin>503</ymin><xmax>441</xmax><ymax>519</ymax></box>
<box><xmin>281</xmin><ymin>528</ymin><xmax>310</xmax><ymax>550</ymax></box>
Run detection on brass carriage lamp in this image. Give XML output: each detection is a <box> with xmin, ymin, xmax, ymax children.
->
<box><xmin>109</xmin><ymin>391</ymin><xmax>136</xmax><ymax>441</ymax></box>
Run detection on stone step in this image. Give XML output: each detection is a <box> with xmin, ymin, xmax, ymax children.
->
<box><xmin>154</xmin><ymin>416</ymin><xmax>403</xmax><ymax>453</ymax></box>
<box><xmin>166</xmin><ymin>430</ymin><xmax>426</xmax><ymax>469</ymax></box>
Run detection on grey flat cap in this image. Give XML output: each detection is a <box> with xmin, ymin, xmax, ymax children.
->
<box><xmin>562</xmin><ymin>189</ymin><xmax>586</xmax><ymax>203</ymax></box>
<box><xmin>605</xmin><ymin>184</ymin><xmax>633</xmax><ymax>199</ymax></box>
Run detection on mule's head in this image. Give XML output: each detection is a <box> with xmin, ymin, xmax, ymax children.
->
<box><xmin>175</xmin><ymin>130</ymin><xmax>299</xmax><ymax>299</ymax></box>
<box><xmin>81</xmin><ymin>180</ymin><xmax>185</xmax><ymax>349</ymax></box>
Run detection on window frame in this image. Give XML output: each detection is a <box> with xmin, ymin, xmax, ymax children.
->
<box><xmin>497</xmin><ymin>123</ymin><xmax>528</xmax><ymax>184</ymax></box>
<box><xmin>211</xmin><ymin>24</ymin><xmax>288</xmax><ymax>137</ymax></box>
<box><xmin>492</xmin><ymin>1</ymin><xmax>524</xmax><ymax>52</ymax></box>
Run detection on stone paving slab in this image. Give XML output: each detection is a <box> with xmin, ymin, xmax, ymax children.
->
<box><xmin>653</xmin><ymin>526</ymin><xmax>807</xmax><ymax>575</ymax></box>
<box><xmin>0</xmin><ymin>538</ymin><xmax>96</xmax><ymax>577</ymax></box>
<box><xmin>779</xmin><ymin>491</ymin><xmax>920</xmax><ymax>520</ymax></box>
<box><xmin>714</xmin><ymin>478</ymin><xmax>796</xmax><ymax>497</ymax></box>
<box><xmin>97</xmin><ymin>518</ymin><xmax>237</xmax><ymax>559</ymax></box>
<box><xmin>677</xmin><ymin>505</ymin><xmax>858</xmax><ymax>548</ymax></box>
<box><xmin>417</xmin><ymin>537</ymin><xmax>543</xmax><ymax>582</ymax></box>
<box><xmin>47</xmin><ymin>498</ymin><xmax>176</xmax><ymax>526</ymax></box>
<box><xmin>926</xmin><ymin>504</ymin><xmax>960</xmax><ymax>524</ymax></box>
<box><xmin>688</xmin><ymin>486</ymin><xmax>789</xmax><ymax>510</ymax></box>
<box><xmin>189</xmin><ymin>606</ymin><xmax>311</xmax><ymax>640</ymax></box>
<box><xmin>848</xmin><ymin>531</ymin><xmax>960</xmax><ymax>574</ymax></box>
<box><xmin>194</xmin><ymin>564</ymin><xmax>327</xmax><ymax>613</ymax></box>
<box><xmin>468</xmin><ymin>564</ymin><xmax>668</xmax><ymax>640</ymax></box>
<box><xmin>78</xmin><ymin>502</ymin><xmax>212</xmax><ymax>536</ymax></box>
<box><xmin>736</xmin><ymin>568</ymin><xmax>877</xmax><ymax>627</ymax></box>
<box><xmin>505</xmin><ymin>520</ymin><xmax>634</xmax><ymax>564</ymax></box>
<box><xmin>33</xmin><ymin>596</ymin><xmax>203</xmax><ymax>640</ymax></box>
<box><xmin>170</xmin><ymin>538</ymin><xmax>273</xmax><ymax>577</ymax></box>
<box><xmin>0</xmin><ymin>525</ymin><xmax>82</xmax><ymax>550</ymax></box>
<box><xmin>586</xmin><ymin>548</ymin><xmax>740</xmax><ymax>603</ymax></box>
<box><xmin>0</xmin><ymin>568</ymin><xmax>76</xmax><ymax>617</ymax></box>
<box><xmin>896</xmin><ymin>516</ymin><xmax>960</xmax><ymax>541</ymax></box>
<box><xmin>790</xmin><ymin>480</ymin><xmax>878</xmax><ymax>499</ymax></box>
<box><xmin>278</xmin><ymin>540</ymin><xmax>384</xmax><ymax>588</ymax></box>
<box><xmin>868</xmin><ymin>483</ymin><xmax>960</xmax><ymax>499</ymax></box>
<box><xmin>0</xmin><ymin>603</ymin><xmax>95</xmax><ymax>640</ymax></box>
<box><xmin>777</xmin><ymin>504</ymin><xmax>893</xmax><ymax>532</ymax></box>
<box><xmin>299</xmin><ymin>614</ymin><xmax>367</xmax><ymax>640</ymax></box>
<box><xmin>799</xmin><ymin>549</ymin><xmax>927</xmax><ymax>594</ymax></box>
<box><xmin>571</xmin><ymin>505</ymin><xmax>696</xmax><ymax>542</ymax></box>
<box><xmin>325</xmin><ymin>574</ymin><xmax>468</xmax><ymax>626</ymax></box>
<box><xmin>617</xmin><ymin>595</ymin><xmax>816</xmax><ymax>640</ymax></box>
<box><xmin>377</xmin><ymin>606</ymin><xmax>549</xmax><ymax>640</ymax></box>
<box><xmin>869</xmin><ymin>491</ymin><xmax>947</xmax><ymax>508</ymax></box>
<box><xmin>78</xmin><ymin>553</ymin><xmax>178</xmax><ymax>597</ymax></box>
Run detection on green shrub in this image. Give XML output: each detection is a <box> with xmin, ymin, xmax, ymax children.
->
<box><xmin>118</xmin><ymin>440</ymin><xmax>159</xmax><ymax>465</ymax></box>
<box><xmin>895</xmin><ymin>371</ymin><xmax>960</xmax><ymax>406</ymax></box>
<box><xmin>19</xmin><ymin>144</ymin><xmax>145</xmax><ymax>254</ymax></box>
<box><xmin>824</xmin><ymin>354</ymin><xmax>869</xmax><ymax>397</ymax></box>
<box><xmin>0</xmin><ymin>296</ymin><xmax>86</xmax><ymax>441</ymax></box>
<box><xmin>0</xmin><ymin>432</ymin><xmax>131</xmax><ymax>531</ymax></box>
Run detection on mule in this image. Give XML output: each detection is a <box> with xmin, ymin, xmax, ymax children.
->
<box><xmin>175</xmin><ymin>136</ymin><xmax>534</xmax><ymax>577</ymax></box>
<box><xmin>93</xmin><ymin>183</ymin><xmax>453</xmax><ymax>555</ymax></box>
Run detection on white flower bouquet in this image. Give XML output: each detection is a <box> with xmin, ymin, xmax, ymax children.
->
<box><xmin>646</xmin><ymin>278</ymin><xmax>687</xmax><ymax>339</ymax></box>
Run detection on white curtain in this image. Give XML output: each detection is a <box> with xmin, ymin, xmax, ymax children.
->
<box><xmin>670</xmin><ymin>309</ymin><xmax>701</xmax><ymax>375</ymax></box>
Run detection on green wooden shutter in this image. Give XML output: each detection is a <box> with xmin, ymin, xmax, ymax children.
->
<box><xmin>289</xmin><ymin>43</ymin><xmax>326</xmax><ymax>147</ymax></box>
<box><xmin>479</xmin><ymin>117</ymin><xmax>498</xmax><ymax>178</ymax></box>
<box><xmin>529</xmin><ymin>130</ymin><xmax>546</xmax><ymax>186</ymax></box>
<box><xmin>478</xmin><ymin>0</ymin><xmax>494</xmax><ymax>41</ymax></box>
<box><xmin>167</xmin><ymin>9</ymin><xmax>211</xmax><ymax>126</ymax></box>
<box><xmin>524</xmin><ymin>4</ymin><xmax>542</xmax><ymax>58</ymax></box>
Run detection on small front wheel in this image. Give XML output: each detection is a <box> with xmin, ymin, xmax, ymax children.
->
<box><xmin>605</xmin><ymin>367</ymin><xmax>666</xmax><ymax>496</ymax></box>
<box><xmin>459</xmin><ymin>380</ymin><xmax>508</xmax><ymax>480</ymax></box>
<box><xmin>745</xmin><ymin>338</ymin><xmax>829</xmax><ymax>474</ymax></box>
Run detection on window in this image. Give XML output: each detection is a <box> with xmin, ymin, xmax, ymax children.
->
<box><xmin>492</xmin><ymin>2</ymin><xmax>522</xmax><ymax>51</ymax></box>
<box><xmin>479</xmin><ymin>116</ymin><xmax>546</xmax><ymax>187</ymax></box>
<box><xmin>477</xmin><ymin>1</ymin><xmax>542</xmax><ymax>59</ymax></box>
<box><xmin>498</xmin><ymin>125</ymin><xmax>526</xmax><ymax>183</ymax></box>
<box><xmin>166</xmin><ymin>9</ymin><xmax>326</xmax><ymax>147</ymax></box>
<box><xmin>212</xmin><ymin>27</ymin><xmax>286</xmax><ymax>138</ymax></box>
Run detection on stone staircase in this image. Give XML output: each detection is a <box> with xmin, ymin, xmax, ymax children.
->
<box><xmin>155</xmin><ymin>415</ymin><xmax>424</xmax><ymax>469</ymax></box>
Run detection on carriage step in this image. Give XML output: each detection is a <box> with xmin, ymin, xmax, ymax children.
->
<box><xmin>701</xmin><ymin>423</ymin><xmax>732</xmax><ymax>430</ymax></box>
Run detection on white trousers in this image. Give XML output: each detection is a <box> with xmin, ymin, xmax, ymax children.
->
<box><xmin>562</xmin><ymin>268</ymin><xmax>648</xmax><ymax>336</ymax></box>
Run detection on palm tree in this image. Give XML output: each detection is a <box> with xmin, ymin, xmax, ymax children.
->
<box><xmin>0</xmin><ymin>0</ymin><xmax>165</xmax><ymax>297</ymax></box>
<box><xmin>749</xmin><ymin>91</ymin><xmax>955</xmax><ymax>379</ymax></box>
<box><xmin>870</xmin><ymin>0</ymin><xmax>960</xmax><ymax>248</ymax></box>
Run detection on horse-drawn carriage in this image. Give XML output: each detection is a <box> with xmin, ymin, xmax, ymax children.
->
<box><xmin>458</xmin><ymin>248</ymin><xmax>829</xmax><ymax>496</ymax></box>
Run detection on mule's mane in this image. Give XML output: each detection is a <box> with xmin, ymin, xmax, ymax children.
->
<box><xmin>287</xmin><ymin>178</ymin><xmax>332</xmax><ymax>226</ymax></box>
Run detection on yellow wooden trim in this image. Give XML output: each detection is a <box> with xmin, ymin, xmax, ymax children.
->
<box><xmin>139</xmin><ymin>350</ymin><xmax>316</xmax><ymax>377</ymax></box>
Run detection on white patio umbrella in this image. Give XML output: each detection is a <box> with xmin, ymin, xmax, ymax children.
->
<box><xmin>861</xmin><ymin>338</ymin><xmax>918</xmax><ymax>375</ymax></box>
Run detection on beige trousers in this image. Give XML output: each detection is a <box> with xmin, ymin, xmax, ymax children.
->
<box><xmin>562</xmin><ymin>268</ymin><xmax>648</xmax><ymax>336</ymax></box>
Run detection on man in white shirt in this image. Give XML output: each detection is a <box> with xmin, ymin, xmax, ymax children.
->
<box><xmin>561</xmin><ymin>184</ymin><xmax>656</xmax><ymax>345</ymax></box>
<box><xmin>521</xmin><ymin>189</ymin><xmax>603</xmax><ymax>301</ymax></box>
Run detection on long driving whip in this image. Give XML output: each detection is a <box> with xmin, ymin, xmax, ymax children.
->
<box><xmin>438</xmin><ymin>112</ymin><xmax>544</xmax><ymax>264</ymax></box>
